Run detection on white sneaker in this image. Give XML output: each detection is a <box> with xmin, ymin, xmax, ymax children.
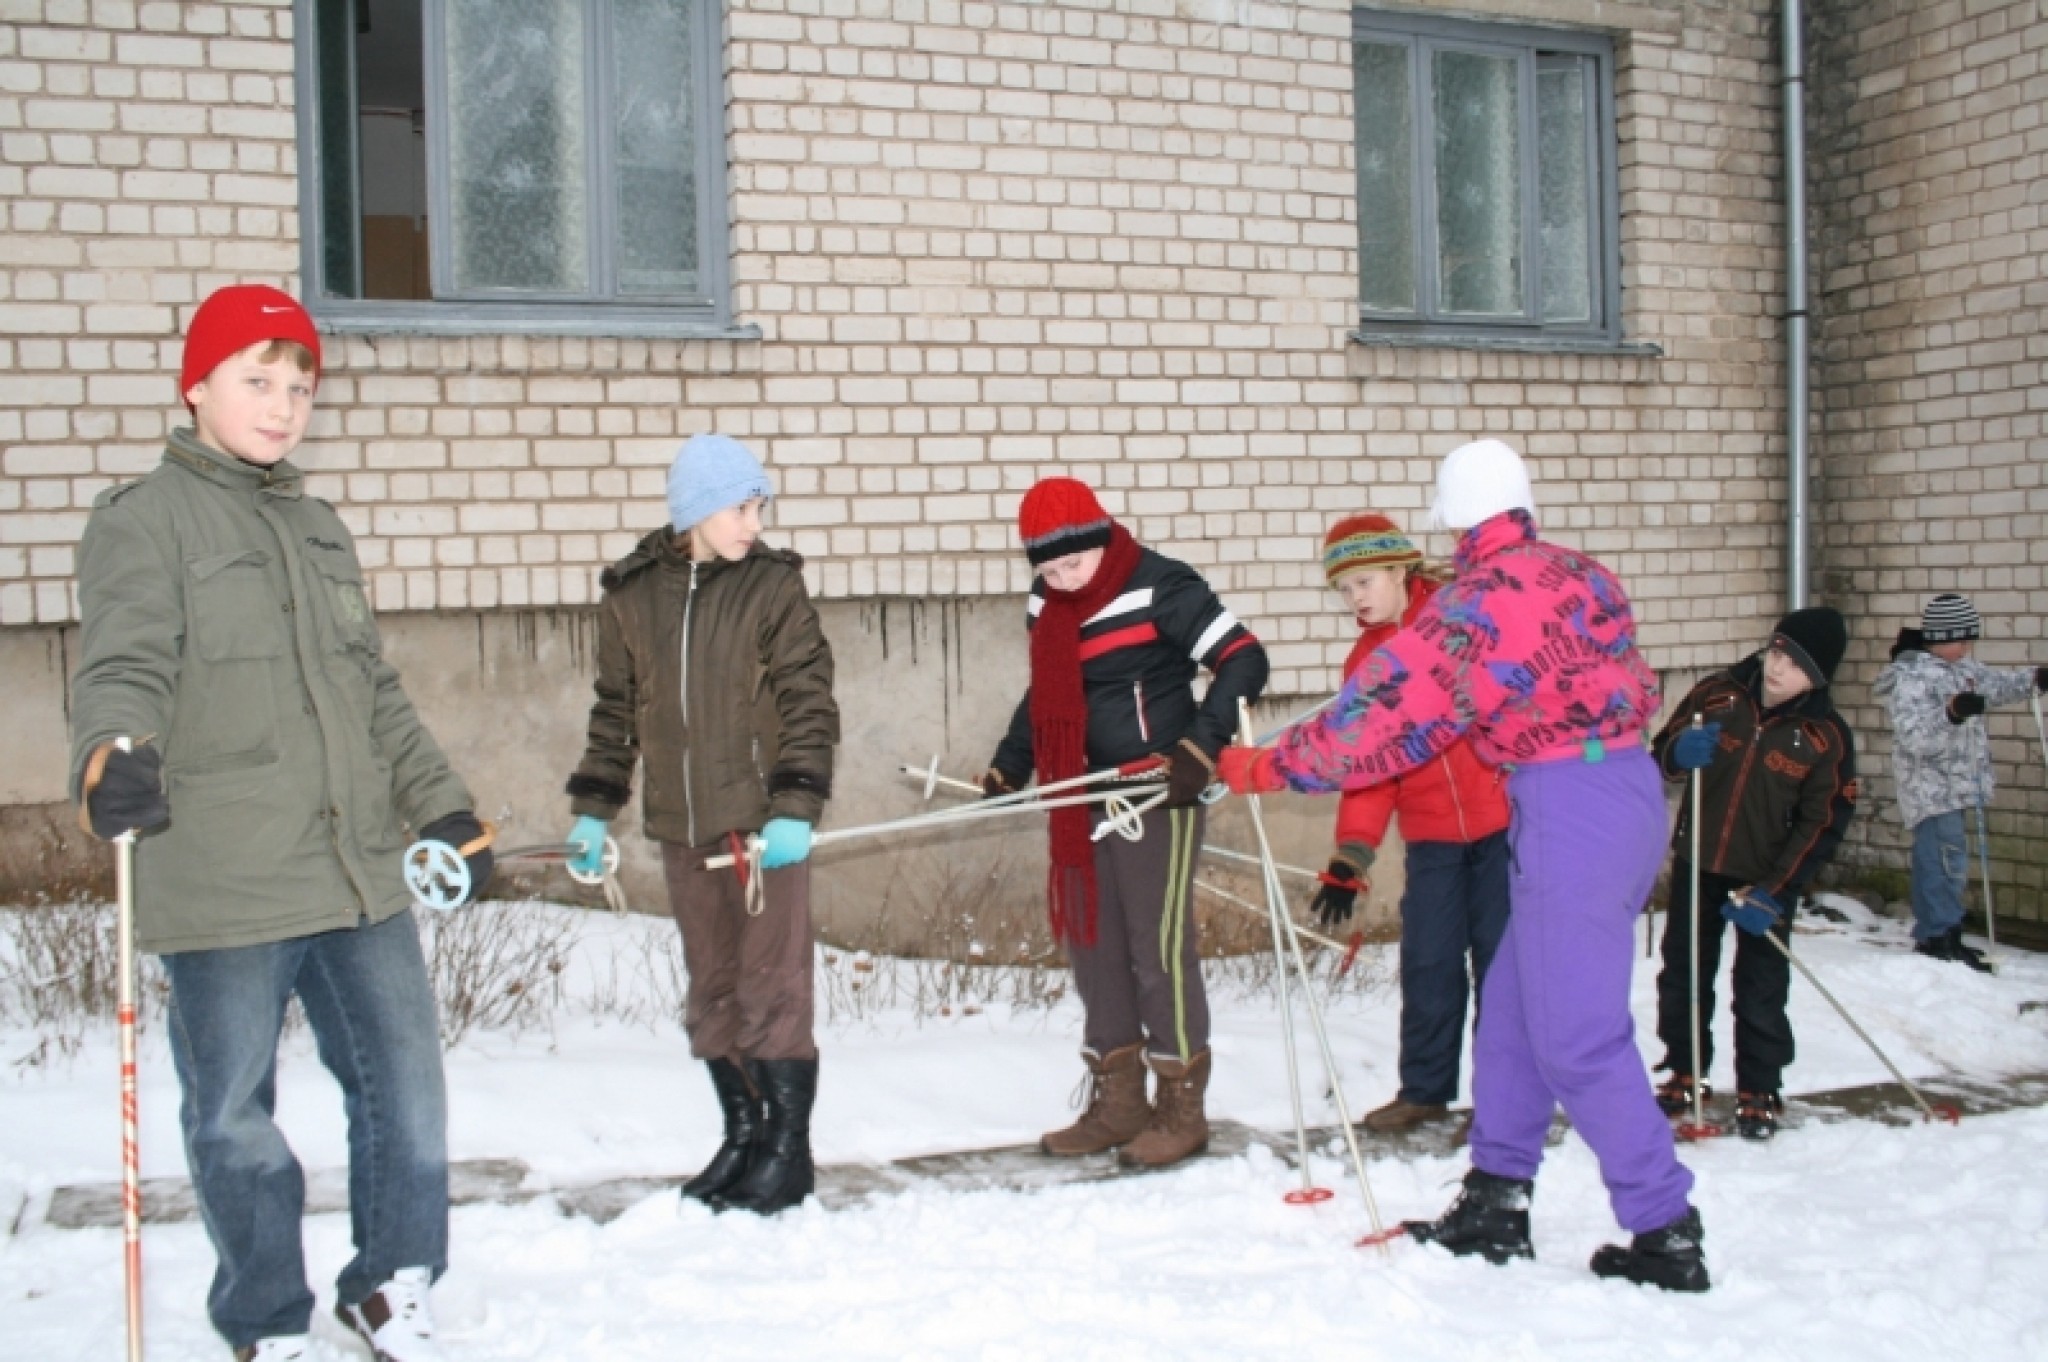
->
<box><xmin>236</xmin><ymin>1337</ymin><xmax>350</xmax><ymax>1362</ymax></box>
<box><xmin>335</xmin><ymin>1266</ymin><xmax>446</xmax><ymax>1362</ymax></box>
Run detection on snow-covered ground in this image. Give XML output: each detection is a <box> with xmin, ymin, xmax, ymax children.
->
<box><xmin>4</xmin><ymin>893</ymin><xmax>2047</xmax><ymax>1360</ymax></box>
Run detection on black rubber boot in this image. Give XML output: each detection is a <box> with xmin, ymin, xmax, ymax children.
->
<box><xmin>1590</xmin><ymin>1206</ymin><xmax>1711</xmax><ymax>1293</ymax></box>
<box><xmin>1402</xmin><ymin>1168</ymin><xmax>1534</xmax><ymax>1265</ymax></box>
<box><xmin>682</xmin><ymin>1057</ymin><xmax>761</xmax><ymax>1204</ymax></box>
<box><xmin>716</xmin><ymin>1057</ymin><xmax>818</xmax><ymax>1216</ymax></box>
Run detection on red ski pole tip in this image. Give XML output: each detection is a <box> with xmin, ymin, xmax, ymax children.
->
<box><xmin>1930</xmin><ymin>1103</ymin><xmax>1962</xmax><ymax>1125</ymax></box>
<box><xmin>1675</xmin><ymin>1121</ymin><xmax>1727</xmax><ymax>1143</ymax></box>
<box><xmin>1283</xmin><ymin>1186</ymin><xmax>1336</xmax><ymax>1205</ymax></box>
<box><xmin>1356</xmin><ymin>1224</ymin><xmax>1408</xmax><ymax>1249</ymax></box>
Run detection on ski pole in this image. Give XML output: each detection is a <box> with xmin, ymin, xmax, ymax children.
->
<box><xmin>1255</xmin><ymin>691</ymin><xmax>1341</xmax><ymax>747</ymax></box>
<box><xmin>1756</xmin><ymin>926</ymin><xmax>1958</xmax><ymax>1125</ymax></box>
<box><xmin>1193</xmin><ymin>877</ymin><xmax>1361</xmax><ymax>960</ymax></box>
<box><xmin>1969</xmin><ymin>721</ymin><xmax>1999</xmax><ymax>966</ymax></box>
<box><xmin>113</xmin><ymin>737</ymin><xmax>144</xmax><ymax>1362</ymax></box>
<box><xmin>704</xmin><ymin>781</ymin><xmax>1166</xmax><ymax>870</ymax></box>
<box><xmin>1237</xmin><ymin>701</ymin><xmax>1388</xmax><ymax>1249</ymax></box>
<box><xmin>1681</xmin><ymin>714</ymin><xmax>1720</xmax><ymax>1138</ymax></box>
<box><xmin>1197</xmin><ymin>842</ymin><xmax>1323</xmax><ymax>884</ymax></box>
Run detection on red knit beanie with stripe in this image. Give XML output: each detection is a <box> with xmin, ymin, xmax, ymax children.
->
<box><xmin>1018</xmin><ymin>477</ymin><xmax>1113</xmax><ymax>565</ymax></box>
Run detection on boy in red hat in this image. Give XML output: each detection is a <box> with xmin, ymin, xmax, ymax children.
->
<box><xmin>983</xmin><ymin>477</ymin><xmax>1268</xmax><ymax>1169</ymax></box>
<box><xmin>1314</xmin><ymin>513</ymin><xmax>1510</xmax><ymax>1134</ymax></box>
<box><xmin>70</xmin><ymin>285</ymin><xmax>484</xmax><ymax>1362</ymax></box>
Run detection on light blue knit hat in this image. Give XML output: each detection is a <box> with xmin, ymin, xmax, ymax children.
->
<box><xmin>666</xmin><ymin>433</ymin><xmax>773</xmax><ymax>532</ymax></box>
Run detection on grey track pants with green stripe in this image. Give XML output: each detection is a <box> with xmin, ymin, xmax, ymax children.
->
<box><xmin>1070</xmin><ymin>803</ymin><xmax>1209</xmax><ymax>1062</ymax></box>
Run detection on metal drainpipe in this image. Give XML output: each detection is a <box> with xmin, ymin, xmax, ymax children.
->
<box><xmin>1784</xmin><ymin>0</ymin><xmax>1811</xmax><ymax>610</ymax></box>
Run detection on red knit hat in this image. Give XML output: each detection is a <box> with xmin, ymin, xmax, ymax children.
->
<box><xmin>1018</xmin><ymin>477</ymin><xmax>1114</xmax><ymax>566</ymax></box>
<box><xmin>1321</xmin><ymin>513</ymin><xmax>1421</xmax><ymax>584</ymax></box>
<box><xmin>180</xmin><ymin>284</ymin><xmax>322</xmax><ymax>408</ymax></box>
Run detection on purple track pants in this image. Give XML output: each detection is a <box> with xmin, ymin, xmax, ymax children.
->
<box><xmin>1468</xmin><ymin>746</ymin><xmax>1695</xmax><ymax>1233</ymax></box>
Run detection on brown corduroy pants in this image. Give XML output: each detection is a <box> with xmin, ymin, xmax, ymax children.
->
<box><xmin>659</xmin><ymin>838</ymin><xmax>818</xmax><ymax>1063</ymax></box>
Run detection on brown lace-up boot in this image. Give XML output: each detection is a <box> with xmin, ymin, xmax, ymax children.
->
<box><xmin>1117</xmin><ymin>1048</ymin><xmax>1211</xmax><ymax>1169</ymax></box>
<box><xmin>1040</xmin><ymin>1043</ymin><xmax>1152</xmax><ymax>1156</ymax></box>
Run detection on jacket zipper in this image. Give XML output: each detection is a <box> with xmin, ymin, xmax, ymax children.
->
<box><xmin>1134</xmin><ymin>680</ymin><xmax>1150</xmax><ymax>743</ymax></box>
<box><xmin>682</xmin><ymin>560</ymin><xmax>699</xmax><ymax>846</ymax></box>
<box><xmin>1713</xmin><ymin>695</ymin><xmax>1764</xmax><ymax>872</ymax></box>
<box><xmin>1441</xmin><ymin>752</ymin><xmax>1471</xmax><ymax>843</ymax></box>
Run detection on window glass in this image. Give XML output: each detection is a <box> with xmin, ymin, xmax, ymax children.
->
<box><xmin>444</xmin><ymin>0</ymin><xmax>591</xmax><ymax>294</ymax></box>
<box><xmin>1354</xmin><ymin>40</ymin><xmax>1415</xmax><ymax>313</ymax></box>
<box><xmin>1431</xmin><ymin>48</ymin><xmax>1522</xmax><ymax>318</ymax></box>
<box><xmin>1537</xmin><ymin>56</ymin><xmax>1594</xmax><ymax>324</ymax></box>
<box><xmin>612</xmin><ymin>0</ymin><xmax>698</xmax><ymax>296</ymax></box>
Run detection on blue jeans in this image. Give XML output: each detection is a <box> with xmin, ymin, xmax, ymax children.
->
<box><xmin>1396</xmin><ymin>832</ymin><xmax>1511</xmax><ymax>1105</ymax></box>
<box><xmin>1909</xmin><ymin>811</ymin><xmax>1970</xmax><ymax>943</ymax></box>
<box><xmin>162</xmin><ymin>911</ymin><xmax>448</xmax><ymax>1350</ymax></box>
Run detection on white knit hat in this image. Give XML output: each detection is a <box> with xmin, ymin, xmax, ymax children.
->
<box><xmin>1429</xmin><ymin>439</ymin><xmax>1535</xmax><ymax>532</ymax></box>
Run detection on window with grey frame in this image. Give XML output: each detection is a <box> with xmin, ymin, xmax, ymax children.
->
<box><xmin>296</xmin><ymin>0</ymin><xmax>734</xmax><ymax>335</ymax></box>
<box><xmin>1352</xmin><ymin>11</ymin><xmax>1622</xmax><ymax>348</ymax></box>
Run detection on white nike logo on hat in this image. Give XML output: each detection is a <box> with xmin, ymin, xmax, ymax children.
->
<box><xmin>260</xmin><ymin>305</ymin><xmax>294</xmax><ymax>313</ymax></box>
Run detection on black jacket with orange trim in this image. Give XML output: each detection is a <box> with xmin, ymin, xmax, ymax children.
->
<box><xmin>990</xmin><ymin>546</ymin><xmax>1269</xmax><ymax>780</ymax></box>
<box><xmin>1651</xmin><ymin>654</ymin><xmax>1858</xmax><ymax>897</ymax></box>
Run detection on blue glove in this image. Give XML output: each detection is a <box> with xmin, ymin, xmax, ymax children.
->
<box><xmin>566</xmin><ymin>814</ymin><xmax>609</xmax><ymax>877</ymax></box>
<box><xmin>1670</xmin><ymin>723</ymin><xmax>1723</xmax><ymax>771</ymax></box>
<box><xmin>1721</xmin><ymin>885</ymin><xmax>1785</xmax><ymax>937</ymax></box>
<box><xmin>758</xmin><ymin>817</ymin><xmax>813</xmax><ymax>870</ymax></box>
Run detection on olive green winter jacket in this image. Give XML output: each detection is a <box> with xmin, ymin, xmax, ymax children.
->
<box><xmin>69</xmin><ymin>429</ymin><xmax>472</xmax><ymax>954</ymax></box>
<box><xmin>567</xmin><ymin>528</ymin><xmax>838</xmax><ymax>847</ymax></box>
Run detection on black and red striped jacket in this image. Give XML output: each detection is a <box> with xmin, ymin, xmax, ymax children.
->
<box><xmin>1651</xmin><ymin>655</ymin><xmax>1858</xmax><ymax>896</ymax></box>
<box><xmin>991</xmin><ymin>547</ymin><xmax>1269</xmax><ymax>779</ymax></box>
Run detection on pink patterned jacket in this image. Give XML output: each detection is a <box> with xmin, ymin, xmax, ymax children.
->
<box><xmin>1265</xmin><ymin>510</ymin><xmax>1661</xmax><ymax>793</ymax></box>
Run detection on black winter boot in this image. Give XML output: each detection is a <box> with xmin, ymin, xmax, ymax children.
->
<box><xmin>716</xmin><ymin>1057</ymin><xmax>818</xmax><ymax>1216</ymax></box>
<box><xmin>1590</xmin><ymin>1206</ymin><xmax>1711</xmax><ymax>1292</ymax></box>
<box><xmin>682</xmin><ymin>1058</ymin><xmax>761</xmax><ymax>1204</ymax></box>
<box><xmin>1402</xmin><ymin>1168</ymin><xmax>1534</xmax><ymax>1265</ymax></box>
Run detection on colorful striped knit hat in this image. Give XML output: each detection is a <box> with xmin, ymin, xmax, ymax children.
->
<box><xmin>1920</xmin><ymin>593</ymin><xmax>1980</xmax><ymax>644</ymax></box>
<box><xmin>1018</xmin><ymin>477</ymin><xmax>1114</xmax><ymax>566</ymax></box>
<box><xmin>1321</xmin><ymin>513</ymin><xmax>1422</xmax><ymax>585</ymax></box>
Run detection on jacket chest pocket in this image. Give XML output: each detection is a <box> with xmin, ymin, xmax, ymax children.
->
<box><xmin>187</xmin><ymin>551</ymin><xmax>284</xmax><ymax>661</ymax></box>
<box><xmin>307</xmin><ymin>555</ymin><xmax>377</xmax><ymax>656</ymax></box>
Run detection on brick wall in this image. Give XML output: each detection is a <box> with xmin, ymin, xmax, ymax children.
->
<box><xmin>3</xmin><ymin>0</ymin><xmax>1788</xmax><ymax>707</ymax></box>
<box><xmin>1810</xmin><ymin>0</ymin><xmax>2048</xmax><ymax>930</ymax></box>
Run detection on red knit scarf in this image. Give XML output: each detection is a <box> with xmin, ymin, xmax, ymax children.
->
<box><xmin>1030</xmin><ymin>523</ymin><xmax>1142</xmax><ymax>947</ymax></box>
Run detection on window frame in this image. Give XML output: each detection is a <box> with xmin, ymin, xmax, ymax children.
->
<box><xmin>1350</xmin><ymin>9</ymin><xmax>1631</xmax><ymax>352</ymax></box>
<box><xmin>292</xmin><ymin>0</ymin><xmax>750</xmax><ymax>339</ymax></box>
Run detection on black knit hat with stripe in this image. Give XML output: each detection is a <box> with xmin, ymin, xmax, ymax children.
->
<box><xmin>1920</xmin><ymin>593</ymin><xmax>1980</xmax><ymax>644</ymax></box>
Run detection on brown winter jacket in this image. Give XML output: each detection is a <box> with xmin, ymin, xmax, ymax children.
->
<box><xmin>567</xmin><ymin>528</ymin><xmax>838</xmax><ymax>847</ymax></box>
<box><xmin>1651</xmin><ymin>655</ymin><xmax>1858</xmax><ymax>897</ymax></box>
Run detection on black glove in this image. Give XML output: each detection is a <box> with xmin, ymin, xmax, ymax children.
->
<box><xmin>84</xmin><ymin>742</ymin><xmax>169</xmax><ymax>841</ymax></box>
<box><xmin>419</xmin><ymin>811</ymin><xmax>494</xmax><ymax>906</ymax></box>
<box><xmin>1947</xmin><ymin>691</ymin><xmax>1987</xmax><ymax>723</ymax></box>
<box><xmin>981</xmin><ymin>768</ymin><xmax>1019</xmax><ymax>800</ymax></box>
<box><xmin>1163</xmin><ymin>739</ymin><xmax>1216</xmax><ymax>808</ymax></box>
<box><xmin>2034</xmin><ymin>665</ymin><xmax>2048</xmax><ymax>694</ymax></box>
<box><xmin>1308</xmin><ymin>858</ymin><xmax>1365</xmax><ymax>930</ymax></box>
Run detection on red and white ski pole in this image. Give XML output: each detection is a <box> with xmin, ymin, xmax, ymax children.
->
<box><xmin>113</xmin><ymin>736</ymin><xmax>144</xmax><ymax>1362</ymax></box>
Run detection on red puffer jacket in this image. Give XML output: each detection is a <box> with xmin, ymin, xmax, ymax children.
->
<box><xmin>1331</xmin><ymin>575</ymin><xmax>1510</xmax><ymax>867</ymax></box>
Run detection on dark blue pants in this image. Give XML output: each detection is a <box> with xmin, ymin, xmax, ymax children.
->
<box><xmin>1396</xmin><ymin>831</ymin><xmax>1511</xmax><ymax>1105</ymax></box>
<box><xmin>162</xmin><ymin>910</ymin><xmax>448</xmax><ymax>1350</ymax></box>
